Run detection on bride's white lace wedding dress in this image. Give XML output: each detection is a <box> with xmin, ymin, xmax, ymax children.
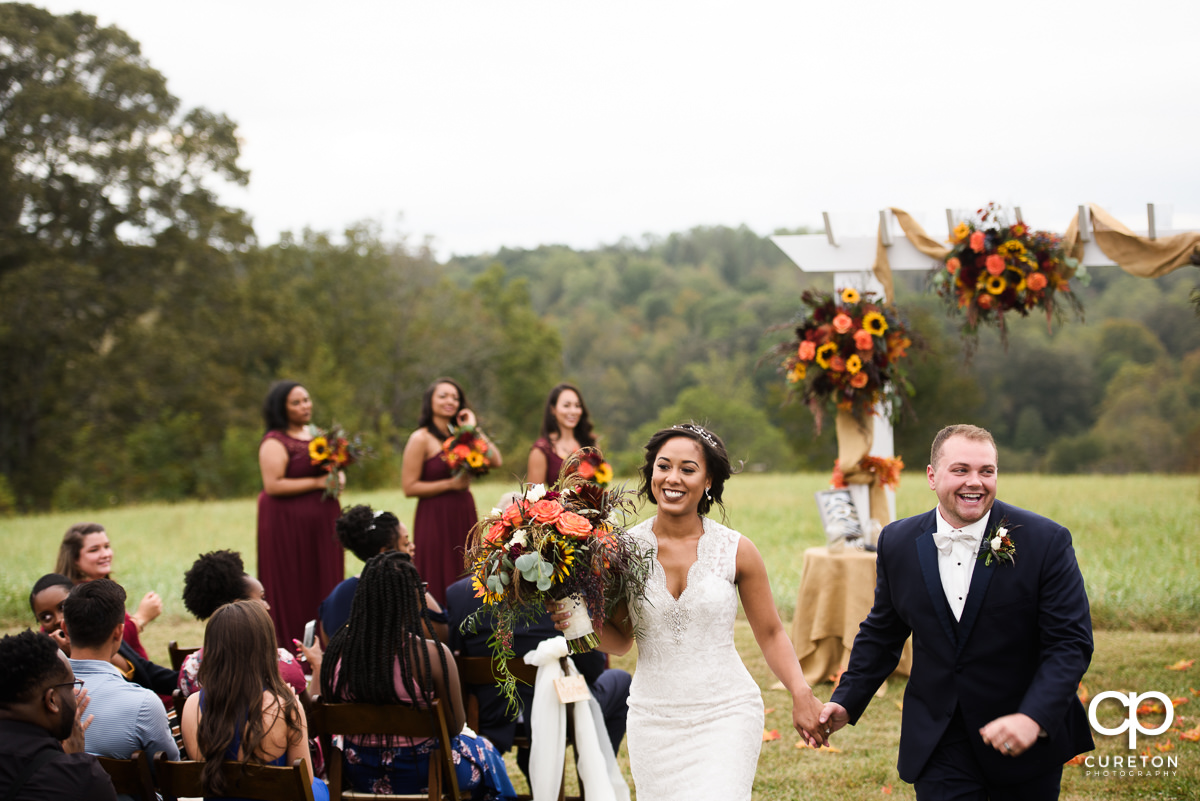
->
<box><xmin>625</xmin><ymin>516</ymin><xmax>764</xmax><ymax>801</ymax></box>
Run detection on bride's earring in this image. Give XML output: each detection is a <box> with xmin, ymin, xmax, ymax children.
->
<box><xmin>705</xmin><ymin>487</ymin><xmax>712</xmax><ymax>502</ymax></box>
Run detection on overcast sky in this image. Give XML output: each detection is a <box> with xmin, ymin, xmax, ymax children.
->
<box><xmin>37</xmin><ymin>0</ymin><xmax>1200</xmax><ymax>259</ymax></box>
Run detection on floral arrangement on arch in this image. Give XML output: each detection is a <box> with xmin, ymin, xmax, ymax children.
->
<box><xmin>440</xmin><ymin>424</ymin><xmax>495</xmax><ymax>478</ymax></box>
<box><xmin>308</xmin><ymin>423</ymin><xmax>370</xmax><ymax>499</ymax></box>
<box><xmin>831</xmin><ymin>455</ymin><xmax>904</xmax><ymax>491</ymax></box>
<box><xmin>777</xmin><ymin>288</ymin><xmax>914</xmax><ymax>431</ymax></box>
<box><xmin>932</xmin><ymin>203</ymin><xmax>1085</xmax><ymax>349</ymax></box>
<box><xmin>461</xmin><ymin>456</ymin><xmax>652</xmax><ymax>712</ymax></box>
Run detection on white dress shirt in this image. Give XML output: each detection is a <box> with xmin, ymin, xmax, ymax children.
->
<box><xmin>934</xmin><ymin>508</ymin><xmax>991</xmax><ymax>621</ymax></box>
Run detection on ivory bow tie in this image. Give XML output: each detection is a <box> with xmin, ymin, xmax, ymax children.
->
<box><xmin>933</xmin><ymin>529</ymin><xmax>976</xmax><ymax>556</ymax></box>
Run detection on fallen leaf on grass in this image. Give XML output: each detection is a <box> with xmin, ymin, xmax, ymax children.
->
<box><xmin>1137</xmin><ymin>701</ymin><xmax>1165</xmax><ymax>715</ymax></box>
<box><xmin>1065</xmin><ymin>754</ymin><xmax>1086</xmax><ymax>766</ymax></box>
<box><xmin>1077</xmin><ymin>683</ymin><xmax>1090</xmax><ymax>705</ymax></box>
<box><xmin>769</xmin><ymin>680</ymin><xmax>787</xmax><ymax>691</ymax></box>
<box><xmin>1180</xmin><ymin>727</ymin><xmax>1200</xmax><ymax>742</ymax></box>
<box><xmin>1166</xmin><ymin>659</ymin><xmax>1195</xmax><ymax>671</ymax></box>
<box><xmin>894</xmin><ymin>701</ymin><xmax>903</xmax><ymax>711</ymax></box>
<box><xmin>764</xmin><ymin>707</ymin><xmax>776</xmax><ymax>715</ymax></box>
<box><xmin>763</xmin><ymin>729</ymin><xmax>781</xmax><ymax>742</ymax></box>
<box><xmin>881</xmin><ymin>784</ymin><xmax>892</xmax><ymax>794</ymax></box>
<box><xmin>1171</xmin><ymin>697</ymin><xmax>1190</xmax><ymax>708</ymax></box>
<box><xmin>1190</xmin><ymin>687</ymin><xmax>1200</xmax><ymax>697</ymax></box>
<box><xmin>1156</xmin><ymin>740</ymin><xmax>1175</xmax><ymax>752</ymax></box>
<box><xmin>794</xmin><ymin>740</ymin><xmax>842</xmax><ymax>753</ymax></box>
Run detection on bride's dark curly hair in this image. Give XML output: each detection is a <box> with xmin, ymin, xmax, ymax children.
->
<box><xmin>638</xmin><ymin>423</ymin><xmax>734</xmax><ymax>518</ymax></box>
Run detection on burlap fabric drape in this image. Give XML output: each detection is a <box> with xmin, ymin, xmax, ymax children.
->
<box><xmin>835</xmin><ymin>409</ymin><xmax>891</xmax><ymax>529</ymax></box>
<box><xmin>1064</xmin><ymin>204</ymin><xmax>1200</xmax><ymax>278</ymax></box>
<box><xmin>871</xmin><ymin>207</ymin><xmax>950</xmax><ymax>304</ymax></box>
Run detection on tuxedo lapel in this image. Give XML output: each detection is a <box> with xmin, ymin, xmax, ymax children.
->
<box><xmin>916</xmin><ymin>528</ymin><xmax>958</xmax><ymax>649</ymax></box>
<box><xmin>955</xmin><ymin>505</ymin><xmax>1000</xmax><ymax>657</ymax></box>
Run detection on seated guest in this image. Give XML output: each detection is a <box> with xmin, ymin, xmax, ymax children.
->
<box><xmin>318</xmin><ymin>505</ymin><xmax>448</xmax><ymax>645</ymax></box>
<box><xmin>0</xmin><ymin>630</ymin><xmax>117</xmax><ymax>800</ymax></box>
<box><xmin>31</xmin><ymin>573</ymin><xmax>177</xmax><ymax>698</ymax></box>
<box><xmin>446</xmin><ymin>575</ymin><xmax>632</xmax><ymax>779</ymax></box>
<box><xmin>313</xmin><ymin>551</ymin><xmax>516</xmax><ymax>799</ymax></box>
<box><xmin>180</xmin><ymin>600</ymin><xmax>328</xmax><ymax>801</ymax></box>
<box><xmin>61</xmin><ymin>579</ymin><xmax>178</xmax><ymax>762</ymax></box>
<box><xmin>178</xmin><ymin>550</ymin><xmax>307</xmax><ymax>700</ymax></box>
<box><xmin>56</xmin><ymin>522</ymin><xmax>161</xmax><ymax>660</ymax></box>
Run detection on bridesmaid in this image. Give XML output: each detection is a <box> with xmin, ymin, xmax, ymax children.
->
<box><xmin>402</xmin><ymin>378</ymin><xmax>502</xmax><ymax>605</ymax></box>
<box><xmin>526</xmin><ymin>382</ymin><xmax>596</xmax><ymax>486</ymax></box>
<box><xmin>256</xmin><ymin>380</ymin><xmax>344</xmax><ymax>648</ymax></box>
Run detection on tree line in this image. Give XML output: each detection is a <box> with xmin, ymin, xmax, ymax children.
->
<box><xmin>2</xmin><ymin>4</ymin><xmax>1197</xmax><ymax>512</ymax></box>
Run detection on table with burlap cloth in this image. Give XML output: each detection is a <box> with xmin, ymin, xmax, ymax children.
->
<box><xmin>790</xmin><ymin>546</ymin><xmax>913</xmax><ymax>686</ymax></box>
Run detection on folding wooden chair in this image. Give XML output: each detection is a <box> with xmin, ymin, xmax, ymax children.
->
<box><xmin>153</xmin><ymin>752</ymin><xmax>317</xmax><ymax>801</ymax></box>
<box><xmin>169</xmin><ymin>689</ymin><xmax>188</xmax><ymax>751</ymax></box>
<box><xmin>167</xmin><ymin>640</ymin><xmax>199</xmax><ymax>673</ymax></box>
<box><xmin>307</xmin><ymin>697</ymin><xmax>468</xmax><ymax>801</ymax></box>
<box><xmin>95</xmin><ymin>749</ymin><xmax>156</xmax><ymax>801</ymax></box>
<box><xmin>455</xmin><ymin>655</ymin><xmax>581</xmax><ymax>801</ymax></box>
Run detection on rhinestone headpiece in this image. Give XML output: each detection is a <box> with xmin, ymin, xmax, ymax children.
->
<box><xmin>672</xmin><ymin>424</ymin><xmax>717</xmax><ymax>447</ymax></box>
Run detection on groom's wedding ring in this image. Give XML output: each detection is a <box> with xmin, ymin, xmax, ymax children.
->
<box><xmin>1003</xmin><ymin>742</ymin><xmax>1012</xmax><ymax>752</ymax></box>
<box><xmin>824</xmin><ymin>727</ymin><xmax>831</xmax><ymax>735</ymax></box>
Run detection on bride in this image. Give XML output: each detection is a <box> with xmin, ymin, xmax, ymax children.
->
<box><xmin>553</xmin><ymin>423</ymin><xmax>827</xmax><ymax>800</ymax></box>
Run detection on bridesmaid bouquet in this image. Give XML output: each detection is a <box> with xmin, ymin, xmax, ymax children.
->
<box><xmin>570</xmin><ymin>449</ymin><xmax>613</xmax><ymax>486</ymax></box>
<box><xmin>440</xmin><ymin>424</ymin><xmax>495</xmax><ymax>478</ymax></box>
<box><xmin>308</xmin><ymin>422</ymin><xmax>369</xmax><ymax>499</ymax></box>
<box><xmin>462</xmin><ymin>455</ymin><xmax>652</xmax><ymax>711</ymax></box>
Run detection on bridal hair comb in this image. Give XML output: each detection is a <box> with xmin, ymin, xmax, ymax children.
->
<box><xmin>673</xmin><ymin>424</ymin><xmax>717</xmax><ymax>448</ymax></box>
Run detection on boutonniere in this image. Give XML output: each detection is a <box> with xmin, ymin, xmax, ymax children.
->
<box><xmin>978</xmin><ymin>518</ymin><xmax>1018</xmax><ymax>566</ymax></box>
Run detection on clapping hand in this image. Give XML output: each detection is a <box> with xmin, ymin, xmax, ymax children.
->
<box><xmin>62</xmin><ymin>687</ymin><xmax>93</xmax><ymax>754</ymax></box>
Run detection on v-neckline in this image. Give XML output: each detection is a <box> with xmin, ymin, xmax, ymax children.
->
<box><xmin>653</xmin><ymin>518</ymin><xmax>708</xmax><ymax>602</ymax></box>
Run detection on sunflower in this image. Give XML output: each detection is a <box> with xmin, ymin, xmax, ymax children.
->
<box><xmin>997</xmin><ymin>240</ymin><xmax>1026</xmax><ymax>256</ymax></box>
<box><xmin>953</xmin><ymin>221</ymin><xmax>970</xmax><ymax>242</ymax></box>
<box><xmin>846</xmin><ymin>354</ymin><xmax>863</xmax><ymax>374</ymax></box>
<box><xmin>985</xmin><ymin>274</ymin><xmax>1007</xmax><ymax>294</ymax></box>
<box><xmin>471</xmin><ymin>567</ymin><xmax>506</xmax><ymax>605</ymax></box>
<box><xmin>787</xmin><ymin>363</ymin><xmax>806</xmax><ymax>383</ymax></box>
<box><xmin>862</xmin><ymin>312</ymin><xmax>888</xmax><ymax>336</ymax></box>
<box><xmin>466</xmin><ymin>451</ymin><xmax>486</xmax><ymax>469</ymax></box>
<box><xmin>840</xmin><ymin>287</ymin><xmax>861</xmax><ymax>304</ymax></box>
<box><xmin>594</xmin><ymin>462</ymin><xmax>613</xmax><ymax>485</ymax></box>
<box><xmin>552</xmin><ymin>540</ymin><xmax>576</xmax><ymax>582</ymax></box>
<box><xmin>815</xmin><ymin>342</ymin><xmax>838</xmax><ymax>369</ymax></box>
<box><xmin>308</xmin><ymin>436</ymin><xmax>331</xmax><ymax>462</ymax></box>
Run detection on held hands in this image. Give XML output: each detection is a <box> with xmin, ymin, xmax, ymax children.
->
<box><xmin>979</xmin><ymin>713</ymin><xmax>1040</xmax><ymax>757</ymax></box>
<box><xmin>818</xmin><ymin>701</ymin><xmax>850</xmax><ymax>742</ymax></box>
<box><xmin>792</xmin><ymin>687</ymin><xmax>829</xmax><ymax>748</ymax></box>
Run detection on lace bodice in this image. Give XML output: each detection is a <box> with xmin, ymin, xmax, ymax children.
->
<box><xmin>624</xmin><ymin>516</ymin><xmax>764</xmax><ymax>799</ymax></box>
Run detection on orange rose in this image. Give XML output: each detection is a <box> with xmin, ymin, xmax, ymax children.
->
<box><xmin>977</xmin><ymin>293</ymin><xmax>994</xmax><ymax>310</ymax></box>
<box><xmin>797</xmin><ymin>340</ymin><xmax>816</xmax><ymax>361</ymax></box>
<box><xmin>969</xmin><ymin>231</ymin><xmax>986</xmax><ymax>252</ymax></box>
<box><xmin>529</xmin><ymin>499</ymin><xmax>563</xmax><ymax>525</ymax></box>
<box><xmin>985</xmin><ymin>254</ymin><xmax>1006</xmax><ymax>276</ymax></box>
<box><xmin>485</xmin><ymin>520</ymin><xmax>509</xmax><ymax>545</ymax></box>
<box><xmin>946</xmin><ymin>257</ymin><xmax>961</xmax><ymax>274</ymax></box>
<box><xmin>575</xmin><ymin>461</ymin><xmax>596</xmax><ymax>479</ymax></box>
<box><xmin>832</xmin><ymin>313</ymin><xmax>853</xmax><ymax>334</ymax></box>
<box><xmin>555</xmin><ymin>511</ymin><xmax>593</xmax><ymax>539</ymax></box>
<box><xmin>850</xmin><ymin>372</ymin><xmax>869</xmax><ymax>389</ymax></box>
<box><xmin>854</xmin><ymin>329</ymin><xmax>874</xmax><ymax>351</ymax></box>
<box><xmin>1026</xmin><ymin>272</ymin><xmax>1048</xmax><ymax>291</ymax></box>
<box><xmin>829</xmin><ymin>356</ymin><xmax>846</xmax><ymax>372</ymax></box>
<box><xmin>501</xmin><ymin>502</ymin><xmax>527</xmax><ymax>527</ymax></box>
<box><xmin>453</xmin><ymin>443</ymin><xmax>471</xmax><ymax>459</ymax></box>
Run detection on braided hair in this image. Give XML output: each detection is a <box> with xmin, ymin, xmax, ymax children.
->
<box><xmin>320</xmin><ymin>551</ymin><xmax>448</xmax><ymax>761</ymax></box>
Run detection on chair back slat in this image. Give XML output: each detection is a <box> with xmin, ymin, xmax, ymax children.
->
<box><xmin>153</xmin><ymin>752</ymin><xmax>316</xmax><ymax>801</ymax></box>
<box><xmin>96</xmin><ymin>750</ymin><xmax>156</xmax><ymax>801</ymax></box>
<box><xmin>167</xmin><ymin>640</ymin><xmax>199</xmax><ymax>673</ymax></box>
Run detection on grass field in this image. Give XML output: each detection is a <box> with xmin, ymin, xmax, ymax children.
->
<box><xmin>2</xmin><ymin>472</ymin><xmax>1198</xmax><ymax>799</ymax></box>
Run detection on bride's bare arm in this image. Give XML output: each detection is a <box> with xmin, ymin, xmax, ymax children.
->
<box><xmin>736</xmin><ymin>536</ymin><xmax>826</xmax><ymax>746</ymax></box>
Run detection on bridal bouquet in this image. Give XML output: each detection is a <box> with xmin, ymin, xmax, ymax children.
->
<box><xmin>308</xmin><ymin>423</ymin><xmax>370</xmax><ymax>499</ymax></box>
<box><xmin>440</xmin><ymin>424</ymin><xmax>495</xmax><ymax>478</ymax></box>
<box><xmin>462</xmin><ymin>455</ymin><xmax>651</xmax><ymax>711</ymax></box>
<box><xmin>932</xmin><ymin>203</ymin><xmax>1085</xmax><ymax>349</ymax></box>
<box><xmin>776</xmin><ymin>288</ymin><xmax>914</xmax><ymax>432</ymax></box>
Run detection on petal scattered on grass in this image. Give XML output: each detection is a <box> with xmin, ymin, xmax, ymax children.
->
<box><xmin>1065</xmin><ymin>754</ymin><xmax>1086</xmax><ymax>766</ymax></box>
<box><xmin>1180</xmin><ymin>726</ymin><xmax>1200</xmax><ymax>742</ymax></box>
<box><xmin>1166</xmin><ymin>659</ymin><xmax>1195</xmax><ymax>671</ymax></box>
<box><xmin>763</xmin><ymin>729</ymin><xmax>781</xmax><ymax>742</ymax></box>
<box><xmin>881</xmin><ymin>784</ymin><xmax>893</xmax><ymax>794</ymax></box>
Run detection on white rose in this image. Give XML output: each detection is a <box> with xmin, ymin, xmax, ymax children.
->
<box><xmin>511</xmin><ymin>530</ymin><xmax>528</xmax><ymax>548</ymax></box>
<box><xmin>990</xmin><ymin>535</ymin><xmax>1003</xmax><ymax>551</ymax></box>
<box><xmin>526</xmin><ymin>483</ymin><xmax>546</xmax><ymax>502</ymax></box>
<box><xmin>996</xmin><ymin>526</ymin><xmax>1008</xmax><ymax>539</ymax></box>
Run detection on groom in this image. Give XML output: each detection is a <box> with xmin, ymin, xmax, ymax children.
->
<box><xmin>820</xmin><ymin>424</ymin><xmax>1093</xmax><ymax>800</ymax></box>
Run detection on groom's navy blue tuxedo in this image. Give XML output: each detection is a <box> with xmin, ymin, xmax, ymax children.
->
<box><xmin>830</xmin><ymin>499</ymin><xmax>1094</xmax><ymax>788</ymax></box>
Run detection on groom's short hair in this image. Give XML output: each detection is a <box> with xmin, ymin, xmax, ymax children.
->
<box><xmin>930</xmin><ymin>424</ymin><xmax>996</xmax><ymax>470</ymax></box>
